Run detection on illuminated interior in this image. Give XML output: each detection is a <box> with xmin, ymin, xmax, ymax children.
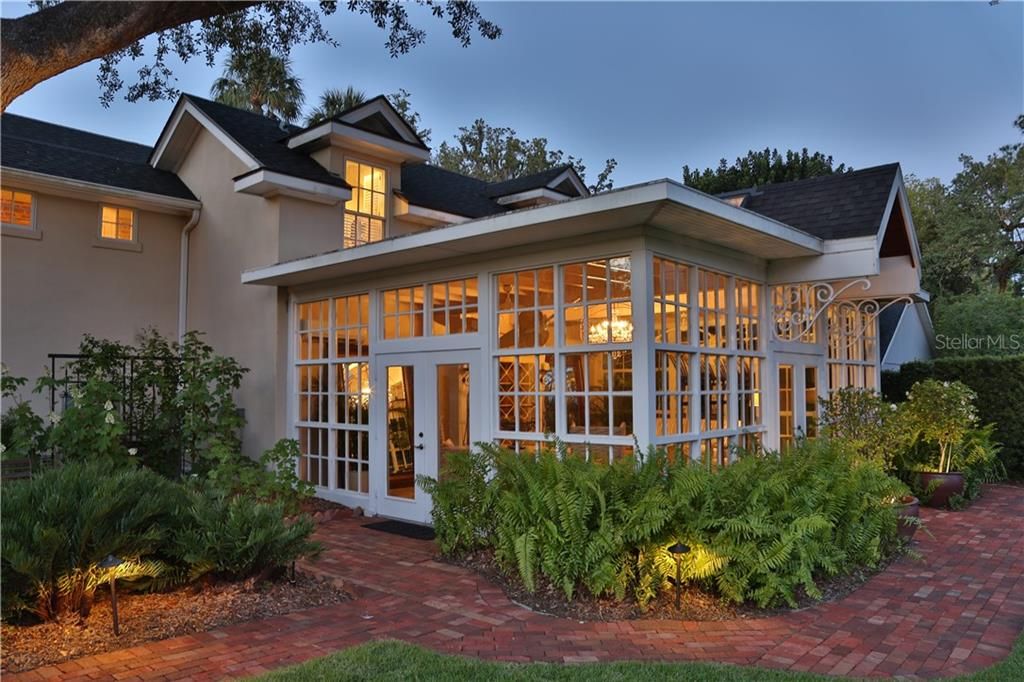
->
<box><xmin>100</xmin><ymin>205</ymin><xmax>134</xmax><ymax>241</ymax></box>
<box><xmin>1</xmin><ymin>189</ymin><xmax>33</xmax><ymax>226</ymax></box>
<box><xmin>344</xmin><ymin>160</ymin><xmax>386</xmax><ymax>247</ymax></box>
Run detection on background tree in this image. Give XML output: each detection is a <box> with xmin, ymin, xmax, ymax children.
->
<box><xmin>304</xmin><ymin>86</ymin><xmax>367</xmax><ymax>126</ymax></box>
<box><xmin>682</xmin><ymin>148</ymin><xmax>850</xmax><ymax>195</ymax></box>
<box><xmin>211</xmin><ymin>49</ymin><xmax>303</xmax><ymax>122</ymax></box>
<box><xmin>1</xmin><ymin>1</ymin><xmax>501</xmax><ymax>111</ymax></box>
<box><xmin>932</xmin><ymin>291</ymin><xmax>1024</xmax><ymax>357</ymax></box>
<box><xmin>434</xmin><ymin>119</ymin><xmax>616</xmax><ymax>193</ymax></box>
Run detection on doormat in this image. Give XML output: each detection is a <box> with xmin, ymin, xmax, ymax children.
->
<box><xmin>362</xmin><ymin>519</ymin><xmax>436</xmax><ymax>541</ymax></box>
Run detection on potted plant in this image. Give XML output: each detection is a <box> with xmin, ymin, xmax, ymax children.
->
<box><xmin>902</xmin><ymin>380</ymin><xmax>978</xmax><ymax>509</ymax></box>
<box><xmin>892</xmin><ymin>494</ymin><xmax>921</xmax><ymax>540</ymax></box>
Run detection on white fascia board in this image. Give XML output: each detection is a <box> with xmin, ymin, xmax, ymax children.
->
<box><xmin>287</xmin><ymin>121</ymin><xmax>430</xmax><ymax>162</ymax></box>
<box><xmin>546</xmin><ymin>167</ymin><xmax>589</xmax><ymax>196</ymax></box>
<box><xmin>0</xmin><ymin>166</ymin><xmax>201</xmax><ymax>215</ymax></box>
<box><xmin>494</xmin><ymin>188</ymin><xmax>568</xmax><ymax>206</ymax></box>
<box><xmin>338</xmin><ymin>98</ymin><xmax>423</xmax><ymax>147</ymax></box>
<box><xmin>243</xmin><ymin>179</ymin><xmax>823</xmax><ymax>284</ymax></box>
<box><xmin>151</xmin><ymin>99</ymin><xmax>260</xmax><ymax>172</ymax></box>
<box><xmin>396</xmin><ymin>204</ymin><xmax>470</xmax><ymax>226</ymax></box>
<box><xmin>233</xmin><ymin>169</ymin><xmax>350</xmax><ymax>205</ymax></box>
<box><xmin>767</xmin><ymin>239</ymin><xmax>879</xmax><ymax>284</ymax></box>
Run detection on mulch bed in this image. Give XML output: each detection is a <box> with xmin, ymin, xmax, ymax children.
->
<box><xmin>0</xmin><ymin>572</ymin><xmax>349</xmax><ymax>673</ymax></box>
<box><xmin>453</xmin><ymin>544</ymin><xmax>910</xmax><ymax>622</ymax></box>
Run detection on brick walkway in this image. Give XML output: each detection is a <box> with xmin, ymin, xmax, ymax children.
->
<box><xmin>8</xmin><ymin>484</ymin><xmax>1023</xmax><ymax>681</ymax></box>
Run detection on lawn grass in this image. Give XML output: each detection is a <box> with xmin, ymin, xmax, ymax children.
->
<box><xmin>255</xmin><ymin>632</ymin><xmax>1024</xmax><ymax>681</ymax></box>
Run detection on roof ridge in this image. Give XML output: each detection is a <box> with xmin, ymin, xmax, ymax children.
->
<box><xmin>1</xmin><ymin>113</ymin><xmax>153</xmax><ymax>155</ymax></box>
<box><xmin>719</xmin><ymin>162</ymin><xmax>900</xmax><ymax>197</ymax></box>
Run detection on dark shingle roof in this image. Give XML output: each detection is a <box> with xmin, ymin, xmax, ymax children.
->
<box><xmin>484</xmin><ymin>165</ymin><xmax>577</xmax><ymax>198</ymax></box>
<box><xmin>400</xmin><ymin>164</ymin><xmax>503</xmax><ymax>218</ymax></box>
<box><xmin>1</xmin><ymin>114</ymin><xmax>197</xmax><ymax>201</ymax></box>
<box><xmin>724</xmin><ymin>164</ymin><xmax>900</xmax><ymax>240</ymax></box>
<box><xmin>183</xmin><ymin>95</ymin><xmax>349</xmax><ymax>189</ymax></box>
<box><xmin>401</xmin><ymin>164</ymin><xmax>588</xmax><ymax>218</ymax></box>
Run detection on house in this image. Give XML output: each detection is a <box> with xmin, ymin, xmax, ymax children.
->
<box><xmin>1</xmin><ymin>95</ymin><xmax>931</xmax><ymax>523</ymax></box>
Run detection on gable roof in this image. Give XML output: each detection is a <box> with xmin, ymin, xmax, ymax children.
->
<box><xmin>287</xmin><ymin>94</ymin><xmax>430</xmax><ymax>151</ymax></box>
<box><xmin>485</xmin><ymin>165</ymin><xmax>582</xmax><ymax>198</ymax></box>
<box><xmin>719</xmin><ymin>163</ymin><xmax>900</xmax><ymax>240</ymax></box>
<box><xmin>1</xmin><ymin>113</ymin><xmax>196</xmax><ymax>201</ymax></box>
<box><xmin>175</xmin><ymin>95</ymin><xmax>350</xmax><ymax>189</ymax></box>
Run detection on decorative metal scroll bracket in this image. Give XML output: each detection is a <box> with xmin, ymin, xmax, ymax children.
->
<box><xmin>771</xmin><ymin>278</ymin><xmax>915</xmax><ymax>344</ymax></box>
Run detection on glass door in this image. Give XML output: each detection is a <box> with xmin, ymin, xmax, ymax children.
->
<box><xmin>375</xmin><ymin>350</ymin><xmax>479</xmax><ymax>523</ymax></box>
<box><xmin>776</xmin><ymin>356</ymin><xmax>822</xmax><ymax>453</ymax></box>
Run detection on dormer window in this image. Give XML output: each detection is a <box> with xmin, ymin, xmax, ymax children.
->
<box><xmin>344</xmin><ymin>160</ymin><xmax>386</xmax><ymax>248</ymax></box>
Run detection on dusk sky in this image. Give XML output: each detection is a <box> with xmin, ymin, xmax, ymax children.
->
<box><xmin>3</xmin><ymin>1</ymin><xmax>1021</xmax><ymax>188</ymax></box>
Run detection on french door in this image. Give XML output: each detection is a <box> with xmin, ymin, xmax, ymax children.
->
<box><xmin>775</xmin><ymin>355</ymin><xmax>824</xmax><ymax>452</ymax></box>
<box><xmin>373</xmin><ymin>350</ymin><xmax>482</xmax><ymax>523</ymax></box>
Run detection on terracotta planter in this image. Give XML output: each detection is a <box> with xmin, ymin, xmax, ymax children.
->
<box><xmin>894</xmin><ymin>496</ymin><xmax>920</xmax><ymax>540</ymax></box>
<box><xmin>916</xmin><ymin>472</ymin><xmax>965</xmax><ymax>509</ymax></box>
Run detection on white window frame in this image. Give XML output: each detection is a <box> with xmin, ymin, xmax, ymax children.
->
<box><xmin>94</xmin><ymin>204</ymin><xmax>141</xmax><ymax>252</ymax></box>
<box><xmin>343</xmin><ymin>157</ymin><xmax>389</xmax><ymax>248</ymax></box>
<box><xmin>1</xmin><ymin>188</ymin><xmax>40</xmax><ymax>240</ymax></box>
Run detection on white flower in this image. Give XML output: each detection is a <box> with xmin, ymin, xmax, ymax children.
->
<box><xmin>49</xmin><ymin>412</ymin><xmax>61</xmax><ymax>425</ymax></box>
<box><xmin>70</xmin><ymin>387</ymin><xmax>83</xmax><ymax>401</ymax></box>
<box><xmin>105</xmin><ymin>412</ymin><xmax>115</xmax><ymax>425</ymax></box>
<box><xmin>0</xmin><ymin>443</ymin><xmax>6</xmax><ymax>455</ymax></box>
<box><xmin>128</xmin><ymin>448</ymin><xmax>138</xmax><ymax>456</ymax></box>
<box><xmin>104</xmin><ymin>400</ymin><xmax>114</xmax><ymax>411</ymax></box>
<box><xmin>890</xmin><ymin>404</ymin><xmax>898</xmax><ymax>411</ymax></box>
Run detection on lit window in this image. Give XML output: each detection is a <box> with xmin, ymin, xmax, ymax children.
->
<box><xmin>563</xmin><ymin>257</ymin><xmax>632</xmax><ymax>345</ymax></box>
<box><xmin>699</xmin><ymin>354</ymin><xmax>729</xmax><ymax>432</ymax></box>
<box><xmin>100</xmin><ymin>205</ymin><xmax>135</xmax><ymax>241</ymax></box>
<box><xmin>737</xmin><ymin>357</ymin><xmax>761</xmax><ymax>428</ymax></box>
<box><xmin>381</xmin><ymin>286</ymin><xmax>425</xmax><ymax>339</ymax></box>
<box><xmin>697</xmin><ymin>269</ymin><xmax>728</xmax><ymax>348</ymax></box>
<box><xmin>294</xmin><ymin>295</ymin><xmax>371</xmax><ymax>492</ymax></box>
<box><xmin>344</xmin><ymin>160</ymin><xmax>386</xmax><ymax>247</ymax></box>
<box><xmin>429</xmin><ymin>278</ymin><xmax>479</xmax><ymax>335</ymax></box>
<box><xmin>654</xmin><ymin>350</ymin><xmax>691</xmax><ymax>436</ymax></box>
<box><xmin>1</xmin><ymin>189</ymin><xmax>34</xmax><ymax>228</ymax></box>
<box><xmin>735</xmin><ymin>278</ymin><xmax>760</xmax><ymax>351</ymax></box>
<box><xmin>700</xmin><ymin>436</ymin><xmax>731</xmax><ymax>470</ymax></box>
<box><xmin>498</xmin><ymin>354</ymin><xmax>555</xmax><ymax>435</ymax></box>
<box><xmin>827</xmin><ymin>306</ymin><xmax>877</xmax><ymax>391</ymax></box>
<box><xmin>653</xmin><ymin>258</ymin><xmax>690</xmax><ymax>345</ymax></box>
<box><xmin>497</xmin><ymin>268</ymin><xmax>555</xmax><ymax>349</ymax></box>
<box><xmin>565</xmin><ymin>351</ymin><xmax>633</xmax><ymax>437</ymax></box>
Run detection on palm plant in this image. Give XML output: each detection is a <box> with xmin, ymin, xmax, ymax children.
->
<box><xmin>304</xmin><ymin>86</ymin><xmax>367</xmax><ymax>126</ymax></box>
<box><xmin>210</xmin><ymin>49</ymin><xmax>304</xmax><ymax>123</ymax></box>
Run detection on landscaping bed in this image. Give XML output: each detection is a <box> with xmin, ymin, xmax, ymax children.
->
<box><xmin>453</xmin><ymin>545</ymin><xmax>907</xmax><ymax>622</ymax></box>
<box><xmin>0</xmin><ymin>572</ymin><xmax>349</xmax><ymax>673</ymax></box>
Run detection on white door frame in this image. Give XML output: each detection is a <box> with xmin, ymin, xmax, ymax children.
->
<box><xmin>371</xmin><ymin>349</ymin><xmax>483</xmax><ymax>523</ymax></box>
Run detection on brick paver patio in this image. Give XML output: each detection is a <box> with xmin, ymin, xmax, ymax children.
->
<box><xmin>7</xmin><ymin>484</ymin><xmax>1022</xmax><ymax>680</ymax></box>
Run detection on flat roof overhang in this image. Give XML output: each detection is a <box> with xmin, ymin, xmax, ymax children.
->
<box><xmin>242</xmin><ymin>179</ymin><xmax>824</xmax><ymax>287</ymax></box>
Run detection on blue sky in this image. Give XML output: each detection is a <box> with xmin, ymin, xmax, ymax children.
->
<box><xmin>3</xmin><ymin>1</ymin><xmax>1021</xmax><ymax>187</ymax></box>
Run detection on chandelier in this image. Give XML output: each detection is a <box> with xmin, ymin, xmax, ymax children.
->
<box><xmin>588</xmin><ymin>318</ymin><xmax>633</xmax><ymax>344</ymax></box>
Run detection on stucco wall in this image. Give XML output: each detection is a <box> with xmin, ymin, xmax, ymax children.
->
<box><xmin>0</xmin><ymin>191</ymin><xmax>181</xmax><ymax>414</ymax></box>
<box><xmin>175</xmin><ymin>128</ymin><xmax>287</xmax><ymax>458</ymax></box>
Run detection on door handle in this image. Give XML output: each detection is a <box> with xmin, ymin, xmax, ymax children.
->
<box><xmin>415</xmin><ymin>444</ymin><xmax>424</xmax><ymax>450</ymax></box>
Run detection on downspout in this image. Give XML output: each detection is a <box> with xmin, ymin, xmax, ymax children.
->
<box><xmin>177</xmin><ymin>208</ymin><xmax>201</xmax><ymax>342</ymax></box>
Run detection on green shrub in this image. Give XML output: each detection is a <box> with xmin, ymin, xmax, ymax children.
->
<box><xmin>41</xmin><ymin>376</ymin><xmax>131</xmax><ymax>463</ymax></box>
<box><xmin>418</xmin><ymin>448</ymin><xmax>496</xmax><ymax>555</ymax></box>
<box><xmin>882</xmin><ymin>355</ymin><xmax>1024</xmax><ymax>478</ymax></box>
<box><xmin>1</xmin><ymin>460</ymin><xmax>185</xmax><ymax>620</ymax></box>
<box><xmin>423</xmin><ymin>439</ymin><xmax>908</xmax><ymax>609</ymax></box>
<box><xmin>174</xmin><ymin>483</ymin><xmax>321</xmax><ymax>582</ymax></box>
<box><xmin>203</xmin><ymin>438</ymin><xmax>314</xmax><ymax>515</ymax></box>
<box><xmin>1</xmin><ymin>369</ymin><xmax>46</xmax><ymax>463</ymax></box>
<box><xmin>818</xmin><ymin>388</ymin><xmax>907</xmax><ymax>471</ymax></box>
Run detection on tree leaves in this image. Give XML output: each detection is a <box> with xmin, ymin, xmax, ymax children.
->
<box><xmin>682</xmin><ymin>148</ymin><xmax>850</xmax><ymax>195</ymax></box>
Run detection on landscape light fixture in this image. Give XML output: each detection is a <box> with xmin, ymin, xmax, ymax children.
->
<box><xmin>98</xmin><ymin>554</ymin><xmax>123</xmax><ymax>636</ymax></box>
<box><xmin>668</xmin><ymin>542</ymin><xmax>690</xmax><ymax>612</ymax></box>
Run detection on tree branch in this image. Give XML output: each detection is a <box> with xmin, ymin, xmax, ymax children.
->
<box><xmin>1</xmin><ymin>1</ymin><xmax>260</xmax><ymax>111</ymax></box>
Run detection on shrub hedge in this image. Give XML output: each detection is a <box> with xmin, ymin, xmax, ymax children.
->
<box><xmin>882</xmin><ymin>355</ymin><xmax>1024</xmax><ymax>479</ymax></box>
<box><xmin>421</xmin><ymin>440</ymin><xmax>909</xmax><ymax>609</ymax></box>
